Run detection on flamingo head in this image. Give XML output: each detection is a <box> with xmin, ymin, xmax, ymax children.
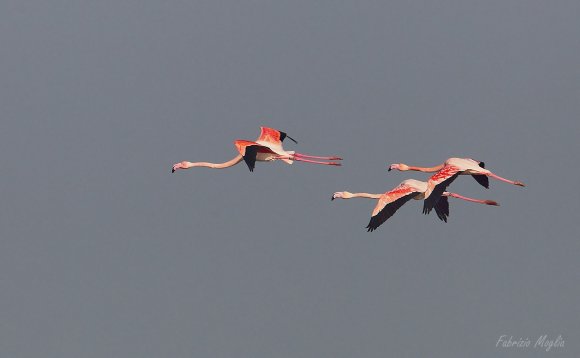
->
<box><xmin>172</xmin><ymin>161</ymin><xmax>191</xmax><ymax>173</ymax></box>
<box><xmin>484</xmin><ymin>200</ymin><xmax>500</xmax><ymax>206</ymax></box>
<box><xmin>331</xmin><ymin>191</ymin><xmax>353</xmax><ymax>200</ymax></box>
<box><xmin>388</xmin><ymin>163</ymin><xmax>409</xmax><ymax>172</ymax></box>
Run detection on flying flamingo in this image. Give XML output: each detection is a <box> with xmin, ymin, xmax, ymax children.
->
<box><xmin>388</xmin><ymin>157</ymin><xmax>525</xmax><ymax>215</ymax></box>
<box><xmin>172</xmin><ymin>127</ymin><xmax>342</xmax><ymax>173</ymax></box>
<box><xmin>331</xmin><ymin>179</ymin><xmax>499</xmax><ymax>232</ymax></box>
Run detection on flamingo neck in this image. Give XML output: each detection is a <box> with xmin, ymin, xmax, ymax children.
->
<box><xmin>407</xmin><ymin>164</ymin><xmax>445</xmax><ymax>173</ymax></box>
<box><xmin>190</xmin><ymin>155</ymin><xmax>243</xmax><ymax>169</ymax></box>
<box><xmin>349</xmin><ymin>192</ymin><xmax>382</xmax><ymax>199</ymax></box>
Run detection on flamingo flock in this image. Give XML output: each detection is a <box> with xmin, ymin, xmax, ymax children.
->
<box><xmin>173</xmin><ymin>127</ymin><xmax>525</xmax><ymax>232</ymax></box>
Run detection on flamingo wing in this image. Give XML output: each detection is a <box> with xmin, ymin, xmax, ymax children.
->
<box><xmin>279</xmin><ymin>131</ymin><xmax>297</xmax><ymax>143</ymax></box>
<box><xmin>258</xmin><ymin>127</ymin><xmax>297</xmax><ymax>145</ymax></box>
<box><xmin>423</xmin><ymin>165</ymin><xmax>461</xmax><ymax>215</ymax></box>
<box><xmin>241</xmin><ymin>146</ymin><xmax>259</xmax><ymax>172</ymax></box>
<box><xmin>234</xmin><ymin>140</ymin><xmax>274</xmax><ymax>172</ymax></box>
<box><xmin>366</xmin><ymin>185</ymin><xmax>419</xmax><ymax>232</ymax></box>
<box><xmin>469</xmin><ymin>160</ymin><xmax>489</xmax><ymax>188</ymax></box>
<box><xmin>471</xmin><ymin>174</ymin><xmax>489</xmax><ymax>189</ymax></box>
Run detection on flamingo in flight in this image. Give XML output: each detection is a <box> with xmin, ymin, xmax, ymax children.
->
<box><xmin>331</xmin><ymin>179</ymin><xmax>499</xmax><ymax>232</ymax></box>
<box><xmin>172</xmin><ymin>127</ymin><xmax>342</xmax><ymax>173</ymax></box>
<box><xmin>388</xmin><ymin>157</ymin><xmax>525</xmax><ymax>215</ymax></box>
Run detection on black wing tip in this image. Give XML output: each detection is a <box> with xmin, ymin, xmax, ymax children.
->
<box><xmin>366</xmin><ymin>217</ymin><xmax>379</xmax><ymax>232</ymax></box>
<box><xmin>242</xmin><ymin>145</ymin><xmax>258</xmax><ymax>172</ymax></box>
<box><xmin>434</xmin><ymin>196</ymin><xmax>450</xmax><ymax>222</ymax></box>
<box><xmin>435</xmin><ymin>209</ymin><xmax>448</xmax><ymax>222</ymax></box>
<box><xmin>472</xmin><ymin>174</ymin><xmax>489</xmax><ymax>189</ymax></box>
<box><xmin>280</xmin><ymin>131</ymin><xmax>298</xmax><ymax>144</ymax></box>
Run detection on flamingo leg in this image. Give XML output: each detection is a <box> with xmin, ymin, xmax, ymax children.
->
<box><xmin>487</xmin><ymin>173</ymin><xmax>526</xmax><ymax>187</ymax></box>
<box><xmin>444</xmin><ymin>192</ymin><xmax>499</xmax><ymax>206</ymax></box>
<box><xmin>275</xmin><ymin>156</ymin><xmax>341</xmax><ymax>166</ymax></box>
<box><xmin>294</xmin><ymin>152</ymin><xmax>343</xmax><ymax>160</ymax></box>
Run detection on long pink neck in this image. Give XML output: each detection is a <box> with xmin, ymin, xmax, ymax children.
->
<box><xmin>189</xmin><ymin>155</ymin><xmax>243</xmax><ymax>169</ymax></box>
<box><xmin>407</xmin><ymin>164</ymin><xmax>445</xmax><ymax>173</ymax></box>
<box><xmin>348</xmin><ymin>192</ymin><xmax>382</xmax><ymax>199</ymax></box>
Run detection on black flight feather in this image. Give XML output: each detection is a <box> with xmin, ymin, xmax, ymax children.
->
<box><xmin>242</xmin><ymin>145</ymin><xmax>259</xmax><ymax>172</ymax></box>
<box><xmin>471</xmin><ymin>174</ymin><xmax>489</xmax><ymax>189</ymax></box>
<box><xmin>433</xmin><ymin>196</ymin><xmax>450</xmax><ymax>222</ymax></box>
<box><xmin>423</xmin><ymin>173</ymin><xmax>459</xmax><ymax>215</ymax></box>
<box><xmin>280</xmin><ymin>131</ymin><xmax>298</xmax><ymax>144</ymax></box>
<box><xmin>366</xmin><ymin>194</ymin><xmax>415</xmax><ymax>232</ymax></box>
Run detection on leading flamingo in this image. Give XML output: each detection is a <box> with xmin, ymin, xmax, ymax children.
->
<box><xmin>331</xmin><ymin>179</ymin><xmax>499</xmax><ymax>232</ymax></box>
<box><xmin>388</xmin><ymin>157</ymin><xmax>525</xmax><ymax>215</ymax></box>
<box><xmin>172</xmin><ymin>127</ymin><xmax>342</xmax><ymax>173</ymax></box>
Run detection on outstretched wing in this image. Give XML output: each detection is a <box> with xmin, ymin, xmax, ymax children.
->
<box><xmin>234</xmin><ymin>140</ymin><xmax>274</xmax><ymax>172</ymax></box>
<box><xmin>366</xmin><ymin>185</ymin><xmax>419</xmax><ymax>232</ymax></box>
<box><xmin>423</xmin><ymin>165</ymin><xmax>461</xmax><ymax>215</ymax></box>
<box><xmin>257</xmin><ymin>127</ymin><xmax>297</xmax><ymax>145</ymax></box>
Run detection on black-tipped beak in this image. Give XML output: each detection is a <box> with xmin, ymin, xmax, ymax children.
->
<box><xmin>172</xmin><ymin>168</ymin><xmax>175</xmax><ymax>173</ymax></box>
<box><xmin>387</xmin><ymin>167</ymin><xmax>392</xmax><ymax>171</ymax></box>
<box><xmin>331</xmin><ymin>196</ymin><xmax>335</xmax><ymax>201</ymax></box>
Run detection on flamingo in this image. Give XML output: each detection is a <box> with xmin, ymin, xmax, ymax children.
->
<box><xmin>388</xmin><ymin>157</ymin><xmax>525</xmax><ymax>215</ymax></box>
<box><xmin>172</xmin><ymin>127</ymin><xmax>342</xmax><ymax>173</ymax></box>
<box><xmin>331</xmin><ymin>179</ymin><xmax>499</xmax><ymax>232</ymax></box>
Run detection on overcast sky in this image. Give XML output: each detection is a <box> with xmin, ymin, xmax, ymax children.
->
<box><xmin>1</xmin><ymin>1</ymin><xmax>579</xmax><ymax>357</ymax></box>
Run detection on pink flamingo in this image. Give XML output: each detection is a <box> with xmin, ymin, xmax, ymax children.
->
<box><xmin>388</xmin><ymin>157</ymin><xmax>525</xmax><ymax>215</ymax></box>
<box><xmin>331</xmin><ymin>179</ymin><xmax>499</xmax><ymax>232</ymax></box>
<box><xmin>172</xmin><ymin>127</ymin><xmax>342</xmax><ymax>173</ymax></box>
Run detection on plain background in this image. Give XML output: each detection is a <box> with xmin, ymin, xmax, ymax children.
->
<box><xmin>1</xmin><ymin>1</ymin><xmax>579</xmax><ymax>357</ymax></box>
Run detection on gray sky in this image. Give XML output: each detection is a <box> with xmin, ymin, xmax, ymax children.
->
<box><xmin>1</xmin><ymin>1</ymin><xmax>579</xmax><ymax>357</ymax></box>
